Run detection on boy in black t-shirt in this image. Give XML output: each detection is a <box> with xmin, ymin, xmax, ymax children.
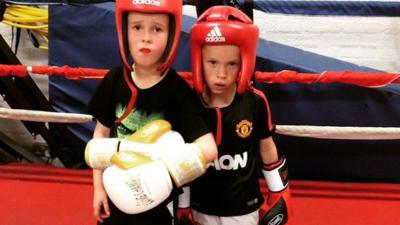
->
<box><xmin>86</xmin><ymin>1</ymin><xmax>217</xmax><ymax>225</ymax></box>
<box><xmin>176</xmin><ymin>6</ymin><xmax>293</xmax><ymax>225</ymax></box>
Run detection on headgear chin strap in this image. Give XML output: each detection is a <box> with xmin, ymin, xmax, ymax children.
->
<box><xmin>115</xmin><ymin>0</ymin><xmax>182</xmax><ymax>72</ymax></box>
<box><xmin>190</xmin><ymin>5</ymin><xmax>259</xmax><ymax>94</ymax></box>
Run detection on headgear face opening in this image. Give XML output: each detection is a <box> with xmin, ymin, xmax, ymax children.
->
<box><xmin>190</xmin><ymin>5</ymin><xmax>259</xmax><ymax>94</ymax></box>
<box><xmin>115</xmin><ymin>0</ymin><xmax>182</xmax><ymax>72</ymax></box>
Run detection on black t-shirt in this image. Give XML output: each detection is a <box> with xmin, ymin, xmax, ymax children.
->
<box><xmin>191</xmin><ymin>89</ymin><xmax>274</xmax><ymax>216</ymax></box>
<box><xmin>87</xmin><ymin>66</ymin><xmax>210</xmax><ymax>224</ymax></box>
<box><xmin>87</xmin><ymin>66</ymin><xmax>209</xmax><ymax>142</ymax></box>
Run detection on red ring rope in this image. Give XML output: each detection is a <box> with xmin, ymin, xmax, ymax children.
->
<box><xmin>0</xmin><ymin>64</ymin><xmax>399</xmax><ymax>88</ymax></box>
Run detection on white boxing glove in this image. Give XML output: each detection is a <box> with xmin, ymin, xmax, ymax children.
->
<box><xmin>86</xmin><ymin>120</ymin><xmax>207</xmax><ymax>187</ymax></box>
<box><xmin>156</xmin><ymin>142</ymin><xmax>206</xmax><ymax>187</ymax></box>
<box><xmin>85</xmin><ymin>120</ymin><xmax>171</xmax><ymax>170</ymax></box>
<box><xmin>101</xmin><ymin>134</ymin><xmax>206</xmax><ymax>187</ymax></box>
<box><xmin>102</xmin><ymin>151</ymin><xmax>173</xmax><ymax>214</ymax></box>
<box><xmin>116</xmin><ymin>131</ymin><xmax>206</xmax><ymax>187</ymax></box>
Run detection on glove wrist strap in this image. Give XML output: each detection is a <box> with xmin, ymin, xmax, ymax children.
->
<box><xmin>162</xmin><ymin>143</ymin><xmax>206</xmax><ymax>187</ymax></box>
<box><xmin>262</xmin><ymin>157</ymin><xmax>289</xmax><ymax>192</ymax></box>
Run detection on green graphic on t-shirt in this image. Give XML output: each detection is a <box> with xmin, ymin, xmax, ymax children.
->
<box><xmin>115</xmin><ymin>104</ymin><xmax>163</xmax><ymax>139</ymax></box>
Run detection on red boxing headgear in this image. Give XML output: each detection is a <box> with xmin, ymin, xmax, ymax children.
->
<box><xmin>115</xmin><ymin>0</ymin><xmax>182</xmax><ymax>72</ymax></box>
<box><xmin>190</xmin><ymin>6</ymin><xmax>259</xmax><ymax>94</ymax></box>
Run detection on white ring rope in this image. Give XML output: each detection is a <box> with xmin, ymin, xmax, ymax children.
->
<box><xmin>0</xmin><ymin>108</ymin><xmax>94</xmax><ymax>124</ymax></box>
<box><xmin>276</xmin><ymin>125</ymin><xmax>400</xmax><ymax>140</ymax></box>
<box><xmin>1</xmin><ymin>108</ymin><xmax>399</xmax><ymax>140</ymax></box>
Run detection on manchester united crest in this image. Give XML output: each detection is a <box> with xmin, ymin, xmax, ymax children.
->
<box><xmin>236</xmin><ymin>120</ymin><xmax>253</xmax><ymax>138</ymax></box>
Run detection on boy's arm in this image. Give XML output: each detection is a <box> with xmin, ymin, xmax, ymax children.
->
<box><xmin>92</xmin><ymin>122</ymin><xmax>111</xmax><ymax>223</ymax></box>
<box><xmin>259</xmin><ymin>137</ymin><xmax>279</xmax><ymax>165</ymax></box>
<box><xmin>193</xmin><ymin>132</ymin><xmax>218</xmax><ymax>163</ymax></box>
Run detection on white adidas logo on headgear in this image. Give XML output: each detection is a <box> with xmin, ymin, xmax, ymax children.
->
<box><xmin>205</xmin><ymin>26</ymin><xmax>226</xmax><ymax>43</ymax></box>
<box><xmin>132</xmin><ymin>0</ymin><xmax>160</xmax><ymax>6</ymax></box>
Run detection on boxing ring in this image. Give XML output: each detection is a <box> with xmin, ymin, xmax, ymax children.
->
<box><xmin>0</xmin><ymin>65</ymin><xmax>400</xmax><ymax>225</ymax></box>
<box><xmin>1</xmin><ymin>1</ymin><xmax>400</xmax><ymax>224</ymax></box>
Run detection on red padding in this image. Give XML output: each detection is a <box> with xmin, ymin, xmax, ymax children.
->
<box><xmin>2</xmin><ymin>163</ymin><xmax>400</xmax><ymax>225</ymax></box>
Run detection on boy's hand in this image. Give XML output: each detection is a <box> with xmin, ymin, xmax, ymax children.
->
<box><xmin>93</xmin><ymin>186</ymin><xmax>110</xmax><ymax>223</ymax></box>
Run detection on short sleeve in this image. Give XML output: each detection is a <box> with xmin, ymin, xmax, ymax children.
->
<box><xmin>253</xmin><ymin>88</ymin><xmax>274</xmax><ymax>139</ymax></box>
<box><xmin>167</xmin><ymin>72</ymin><xmax>210</xmax><ymax>142</ymax></box>
<box><xmin>86</xmin><ymin>67</ymin><xmax>120</xmax><ymax>128</ymax></box>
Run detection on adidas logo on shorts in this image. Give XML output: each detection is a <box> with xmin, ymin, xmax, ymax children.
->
<box><xmin>132</xmin><ymin>0</ymin><xmax>160</xmax><ymax>6</ymax></box>
<box><xmin>205</xmin><ymin>26</ymin><xmax>226</xmax><ymax>43</ymax></box>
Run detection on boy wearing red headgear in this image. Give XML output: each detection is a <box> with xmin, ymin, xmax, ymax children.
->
<box><xmin>177</xmin><ymin>5</ymin><xmax>293</xmax><ymax>225</ymax></box>
<box><xmin>86</xmin><ymin>1</ymin><xmax>217</xmax><ymax>225</ymax></box>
